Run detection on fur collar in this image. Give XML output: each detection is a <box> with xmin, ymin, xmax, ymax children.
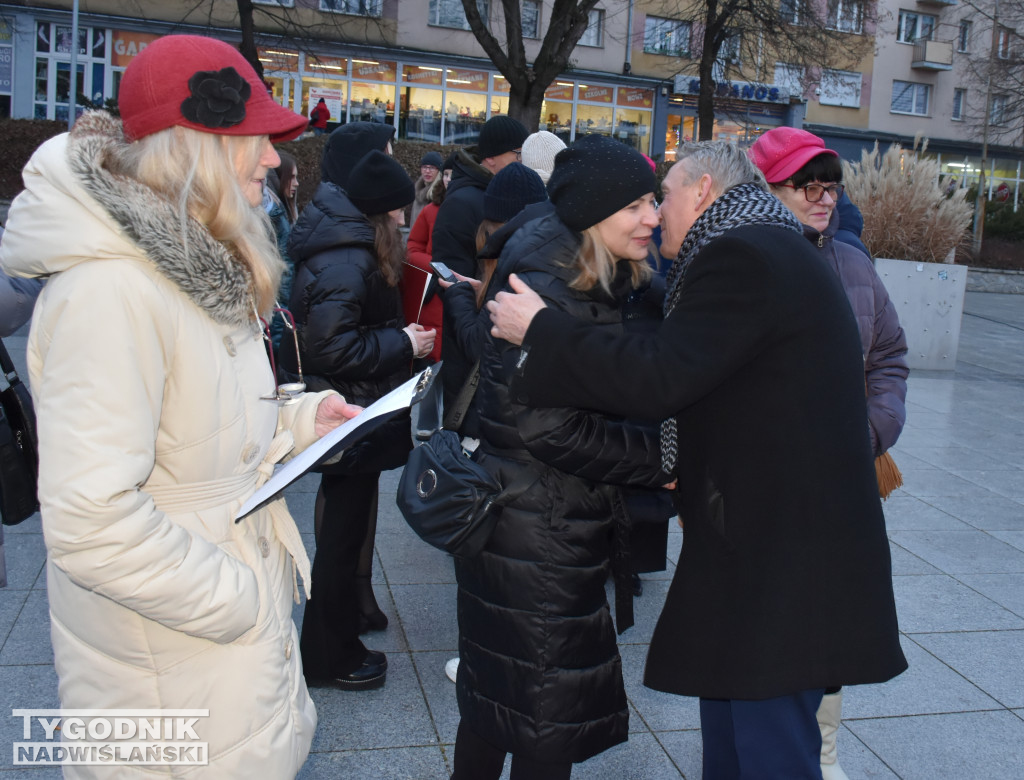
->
<box><xmin>65</xmin><ymin>111</ymin><xmax>254</xmax><ymax>327</ymax></box>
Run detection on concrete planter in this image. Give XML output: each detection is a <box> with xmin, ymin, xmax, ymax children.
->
<box><xmin>874</xmin><ymin>258</ymin><xmax>967</xmax><ymax>371</ymax></box>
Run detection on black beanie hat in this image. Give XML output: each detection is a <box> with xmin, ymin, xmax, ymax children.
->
<box><xmin>477</xmin><ymin>115</ymin><xmax>529</xmax><ymax>159</ymax></box>
<box><xmin>442</xmin><ymin>151</ymin><xmax>458</xmax><ymax>172</ymax></box>
<box><xmin>347</xmin><ymin>150</ymin><xmax>415</xmax><ymax>215</ymax></box>
<box><xmin>484</xmin><ymin>163</ymin><xmax>548</xmax><ymax>223</ymax></box>
<box><xmin>321</xmin><ymin>121</ymin><xmax>396</xmax><ymax>188</ymax></box>
<box><xmin>547</xmin><ymin>135</ymin><xmax>657</xmax><ymax>232</ymax></box>
<box><xmin>420</xmin><ymin>151</ymin><xmax>443</xmax><ymax>169</ymax></box>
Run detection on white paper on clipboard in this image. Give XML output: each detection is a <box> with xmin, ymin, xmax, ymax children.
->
<box><xmin>403</xmin><ymin>261</ymin><xmax>433</xmax><ymax>323</ymax></box>
<box><xmin>235</xmin><ymin>367</ymin><xmax>438</xmax><ymax>520</ymax></box>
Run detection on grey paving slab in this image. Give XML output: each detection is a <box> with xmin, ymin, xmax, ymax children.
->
<box><xmin>891</xmin><ymin>574</ymin><xmax>1024</xmax><ymax>633</ymax></box>
<box><xmin>653</xmin><ymin>729</ymin><xmax>703</xmax><ymax>780</ymax></box>
<box><xmin>298</xmin><ymin>745</ymin><xmax>450</xmax><ymax>779</ymax></box>
<box><xmin>956</xmin><ymin>572</ymin><xmax>1024</xmax><ymax>616</ymax></box>
<box><xmin>0</xmin><ymin>512</ymin><xmax>41</xmax><ymax>534</ymax></box>
<box><xmin>822</xmin><ymin>727</ymin><xmax>901</xmax><ymax>779</ymax></box>
<box><xmin>0</xmin><ymin>534</ymin><xmax>45</xmax><ymax>591</ymax></box>
<box><xmin>0</xmin><ymin>769</ymin><xmax>64</xmax><ymax>778</ymax></box>
<box><xmin>912</xmin><ymin>630</ymin><xmax>1024</xmax><ymax>708</ymax></box>
<box><xmin>573</xmin><ymin>732</ymin><xmax>682</xmax><ymax>779</ymax></box>
<box><xmin>0</xmin><ymin>591</ymin><xmax>52</xmax><ymax>667</ymax></box>
<box><xmin>846</xmin><ymin>710</ymin><xmax>1024</xmax><ymax>780</ymax></box>
<box><xmin>916</xmin><ymin>493</ymin><xmax>1024</xmax><ymax>532</ymax></box>
<box><xmin>410</xmin><ymin>650</ymin><xmax>460</xmax><ymax>746</ymax></box>
<box><xmin>376</xmin><ymin>532</ymin><xmax>456</xmax><ymax>585</ymax></box>
<box><xmin>844</xmin><ymin>636</ymin><xmax>1002</xmax><ymax>718</ymax></box>
<box><xmin>955</xmin><ymin>470</ymin><xmax>1024</xmax><ymax>502</ymax></box>
<box><xmin>307</xmin><ymin>652</ymin><xmax>439</xmax><ymax>752</ymax></box>
<box><xmin>284</xmin><ymin>489</ymin><xmax>317</xmax><ymax>535</ymax></box>
<box><xmin>895</xmin><ymin>469</ymin><xmax>1006</xmax><ymax>500</ymax></box>
<box><xmin>619</xmin><ymin>644</ymin><xmax>701</xmax><ymax>733</ymax></box>
<box><xmin>614</xmin><ymin>579</ymin><xmax>671</xmax><ymax>647</ymax></box>
<box><xmin>666</xmin><ymin>528</ymin><xmax>682</xmax><ymax>567</ymax></box>
<box><xmin>988</xmin><ymin>529</ymin><xmax>1024</xmax><ymax>554</ymax></box>
<box><xmin>893</xmin><ymin>446</ymin><xmax>1017</xmax><ymax>473</ymax></box>
<box><xmin>881</xmin><ymin>495</ymin><xmax>972</xmax><ymax>532</ymax></box>
<box><xmin>0</xmin><ymin>665</ymin><xmax>60</xmax><ymax>770</ymax></box>
<box><xmin>0</xmin><ymin>589</ymin><xmax>28</xmax><ymax>649</ymax></box>
<box><xmin>888</xmin><ymin>529</ymin><xmax>1024</xmax><ymax>574</ymax></box>
<box><xmin>888</xmin><ymin>541</ymin><xmax>941</xmax><ymax>576</ymax></box>
<box><xmin>390</xmin><ymin>583</ymin><xmax>459</xmax><ymax>652</ymax></box>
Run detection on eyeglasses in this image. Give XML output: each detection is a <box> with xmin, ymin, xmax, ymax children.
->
<box><xmin>514</xmin><ymin>149</ymin><xmax>522</xmax><ymax>161</ymax></box>
<box><xmin>776</xmin><ymin>182</ymin><xmax>845</xmax><ymax>203</ymax></box>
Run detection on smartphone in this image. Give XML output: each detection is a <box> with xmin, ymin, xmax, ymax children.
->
<box><xmin>430</xmin><ymin>261</ymin><xmax>457</xmax><ymax>283</ymax></box>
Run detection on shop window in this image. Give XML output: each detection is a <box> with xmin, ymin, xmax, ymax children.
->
<box><xmin>613</xmin><ymin>108</ymin><xmax>650</xmax><ymax>152</ymax></box>
<box><xmin>400</xmin><ymin>86</ymin><xmax>443</xmax><ymax>143</ymax></box>
<box><xmin>579</xmin><ymin>9</ymin><xmax>604</xmax><ymax>47</ymax></box>
<box><xmin>444</xmin><ymin>91</ymin><xmax>488</xmax><ymax>144</ymax></box>
<box><xmin>897</xmin><ymin>11</ymin><xmax>936</xmax><ymax>44</ymax></box>
<box><xmin>303</xmin><ymin>79</ymin><xmax>345</xmax><ymax>124</ymax></box>
<box><xmin>890</xmin><ymin>80</ymin><xmax>930</xmax><ymax>115</ymax></box>
<box><xmin>350</xmin><ymin>82</ymin><xmax>395</xmax><ymax>124</ymax></box>
<box><xmin>952</xmin><ymin>88</ymin><xmax>966</xmax><ymax>121</ymax></box>
<box><xmin>576</xmin><ymin>103</ymin><xmax>613</xmax><ymax>137</ymax></box>
<box><xmin>541</xmin><ymin>99</ymin><xmax>573</xmax><ymax>143</ymax></box>
<box><xmin>320</xmin><ymin>0</ymin><xmax>382</xmax><ymax>15</ymax></box>
<box><xmin>429</xmin><ymin>0</ymin><xmax>489</xmax><ymax>30</ymax></box>
<box><xmin>819</xmin><ymin>69</ymin><xmax>861</xmax><ymax>108</ymax></box>
<box><xmin>522</xmin><ymin>1</ymin><xmax>541</xmax><ymax>39</ymax></box>
<box><xmin>643</xmin><ymin>16</ymin><xmax>690</xmax><ymax>58</ymax></box>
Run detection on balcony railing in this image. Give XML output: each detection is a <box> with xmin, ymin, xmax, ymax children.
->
<box><xmin>912</xmin><ymin>39</ymin><xmax>954</xmax><ymax>70</ymax></box>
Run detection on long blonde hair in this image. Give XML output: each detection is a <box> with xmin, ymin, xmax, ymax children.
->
<box><xmin>113</xmin><ymin>126</ymin><xmax>283</xmax><ymax>313</ymax></box>
<box><xmin>571</xmin><ymin>227</ymin><xmax>651</xmax><ymax>294</ymax></box>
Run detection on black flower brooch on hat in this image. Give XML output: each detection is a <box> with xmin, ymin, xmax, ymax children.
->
<box><xmin>180</xmin><ymin>67</ymin><xmax>251</xmax><ymax>129</ymax></box>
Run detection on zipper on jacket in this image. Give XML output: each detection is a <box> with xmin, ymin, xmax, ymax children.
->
<box><xmin>817</xmin><ymin>234</ymin><xmax>825</xmax><ymax>248</ymax></box>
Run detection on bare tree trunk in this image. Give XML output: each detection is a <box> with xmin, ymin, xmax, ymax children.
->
<box><xmin>236</xmin><ymin>0</ymin><xmax>264</xmax><ymax>81</ymax></box>
<box><xmin>506</xmin><ymin>86</ymin><xmax>545</xmax><ymax>132</ymax></box>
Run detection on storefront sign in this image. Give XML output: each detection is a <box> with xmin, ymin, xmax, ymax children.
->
<box><xmin>307</xmin><ymin>56</ymin><xmax>347</xmax><ymax>74</ymax></box>
<box><xmin>0</xmin><ymin>46</ymin><xmax>11</xmax><ymax>93</ymax></box>
<box><xmin>446</xmin><ymin>68</ymin><xmax>488</xmax><ymax>91</ymax></box>
<box><xmin>674</xmin><ymin>76</ymin><xmax>789</xmax><ymax>104</ymax></box>
<box><xmin>351</xmin><ymin>59</ymin><xmax>396</xmax><ymax>81</ymax></box>
<box><xmin>493</xmin><ymin>74</ymin><xmax>511</xmax><ymax>93</ymax></box>
<box><xmin>617</xmin><ymin>87</ymin><xmax>653</xmax><ymax>108</ymax></box>
<box><xmin>578</xmin><ymin>84</ymin><xmax>613</xmax><ymax>103</ymax></box>
<box><xmin>403</xmin><ymin>65</ymin><xmax>444</xmax><ymax>86</ymax></box>
<box><xmin>111</xmin><ymin>30</ymin><xmax>159</xmax><ymax>67</ymax></box>
<box><xmin>545</xmin><ymin>82</ymin><xmax>574</xmax><ymax>101</ymax></box>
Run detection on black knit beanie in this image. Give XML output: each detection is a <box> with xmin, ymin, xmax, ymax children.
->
<box><xmin>347</xmin><ymin>150</ymin><xmax>415</xmax><ymax>215</ymax></box>
<box><xmin>420</xmin><ymin>151</ymin><xmax>443</xmax><ymax>169</ymax></box>
<box><xmin>477</xmin><ymin>115</ymin><xmax>529</xmax><ymax>159</ymax></box>
<box><xmin>484</xmin><ymin>163</ymin><xmax>548</xmax><ymax>223</ymax></box>
<box><xmin>442</xmin><ymin>151</ymin><xmax>458</xmax><ymax>172</ymax></box>
<box><xmin>321</xmin><ymin>121</ymin><xmax>396</xmax><ymax>188</ymax></box>
<box><xmin>547</xmin><ymin>135</ymin><xmax>657</xmax><ymax>232</ymax></box>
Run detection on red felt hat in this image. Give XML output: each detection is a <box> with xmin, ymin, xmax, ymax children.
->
<box><xmin>119</xmin><ymin>35</ymin><xmax>307</xmax><ymax>143</ymax></box>
<box><xmin>748</xmin><ymin>127</ymin><xmax>838</xmax><ymax>184</ymax></box>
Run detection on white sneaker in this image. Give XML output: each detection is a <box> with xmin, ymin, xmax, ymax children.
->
<box><xmin>444</xmin><ymin>657</ymin><xmax>460</xmax><ymax>683</ymax></box>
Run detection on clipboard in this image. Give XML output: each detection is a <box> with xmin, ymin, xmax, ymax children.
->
<box><xmin>235</xmin><ymin>364</ymin><xmax>440</xmax><ymax>520</ymax></box>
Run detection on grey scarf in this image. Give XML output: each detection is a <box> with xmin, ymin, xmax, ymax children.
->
<box><xmin>659</xmin><ymin>183</ymin><xmax>802</xmax><ymax>473</ymax></box>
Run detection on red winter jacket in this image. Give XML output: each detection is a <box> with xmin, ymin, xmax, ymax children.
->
<box><xmin>402</xmin><ymin>202</ymin><xmax>443</xmax><ymax>362</ymax></box>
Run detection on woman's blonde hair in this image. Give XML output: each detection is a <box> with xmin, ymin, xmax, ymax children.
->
<box><xmin>570</xmin><ymin>227</ymin><xmax>651</xmax><ymax>294</ymax></box>
<box><xmin>113</xmin><ymin>126</ymin><xmax>283</xmax><ymax>313</ymax></box>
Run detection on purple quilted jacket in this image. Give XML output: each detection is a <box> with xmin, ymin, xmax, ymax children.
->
<box><xmin>806</xmin><ymin>211</ymin><xmax>909</xmax><ymax>456</ymax></box>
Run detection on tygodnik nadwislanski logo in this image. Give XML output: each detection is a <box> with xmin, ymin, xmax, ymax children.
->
<box><xmin>12</xmin><ymin>709</ymin><xmax>209</xmax><ymax>767</ymax></box>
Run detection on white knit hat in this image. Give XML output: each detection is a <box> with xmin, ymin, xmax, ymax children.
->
<box><xmin>521</xmin><ymin>131</ymin><xmax>567</xmax><ymax>184</ymax></box>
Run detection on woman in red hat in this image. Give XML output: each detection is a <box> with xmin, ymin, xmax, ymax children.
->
<box><xmin>0</xmin><ymin>34</ymin><xmax>360</xmax><ymax>778</ymax></box>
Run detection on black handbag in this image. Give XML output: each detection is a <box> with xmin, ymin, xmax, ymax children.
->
<box><xmin>396</xmin><ymin>364</ymin><xmax>540</xmax><ymax>557</ymax></box>
<box><xmin>0</xmin><ymin>339</ymin><xmax>40</xmax><ymax>526</ymax></box>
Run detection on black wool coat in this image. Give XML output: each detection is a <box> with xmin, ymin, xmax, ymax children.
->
<box><xmin>281</xmin><ymin>181</ymin><xmax>413</xmax><ymax>473</ymax></box>
<box><xmin>512</xmin><ymin>223</ymin><xmax>908</xmax><ymax>700</ymax></box>
<box><xmin>455</xmin><ymin>213</ymin><xmax>669</xmax><ymax>763</ymax></box>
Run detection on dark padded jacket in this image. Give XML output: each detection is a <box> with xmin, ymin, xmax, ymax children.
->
<box><xmin>281</xmin><ymin>181</ymin><xmax>413</xmax><ymax>472</ymax></box>
<box><xmin>806</xmin><ymin>210</ymin><xmax>909</xmax><ymax>456</ymax></box>
<box><xmin>454</xmin><ymin>213</ymin><xmax>668</xmax><ymax>763</ymax></box>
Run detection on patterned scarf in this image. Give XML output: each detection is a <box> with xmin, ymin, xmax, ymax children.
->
<box><xmin>659</xmin><ymin>183</ymin><xmax>802</xmax><ymax>473</ymax></box>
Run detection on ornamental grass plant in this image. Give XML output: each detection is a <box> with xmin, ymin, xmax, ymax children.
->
<box><xmin>841</xmin><ymin>137</ymin><xmax>973</xmax><ymax>264</ymax></box>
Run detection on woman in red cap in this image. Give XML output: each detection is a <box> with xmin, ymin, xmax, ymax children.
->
<box><xmin>0</xmin><ymin>34</ymin><xmax>361</xmax><ymax>778</ymax></box>
<box><xmin>750</xmin><ymin>126</ymin><xmax>909</xmax><ymax>780</ymax></box>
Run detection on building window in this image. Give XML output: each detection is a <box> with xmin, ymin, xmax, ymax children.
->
<box><xmin>828</xmin><ymin>0</ymin><xmax>864</xmax><ymax>35</ymax></box>
<box><xmin>780</xmin><ymin>0</ymin><xmax>806</xmax><ymax>25</ymax></box>
<box><xmin>890</xmin><ymin>80</ymin><xmax>930</xmax><ymax>115</ymax></box>
<box><xmin>429</xmin><ymin>0</ymin><xmax>489</xmax><ymax>30</ymax></box>
<box><xmin>579</xmin><ymin>9</ymin><xmax>604</xmax><ymax>47</ymax></box>
<box><xmin>522</xmin><ymin>1</ymin><xmax>541</xmax><ymax>39</ymax></box>
<box><xmin>952</xmin><ymin>88</ymin><xmax>966</xmax><ymax>120</ymax></box>
<box><xmin>991</xmin><ymin>93</ymin><xmax>1008</xmax><ymax>125</ymax></box>
<box><xmin>997</xmin><ymin>27</ymin><xmax>1011</xmax><ymax>59</ymax></box>
<box><xmin>957</xmin><ymin>20</ymin><xmax>972</xmax><ymax>53</ymax></box>
<box><xmin>643</xmin><ymin>16</ymin><xmax>691</xmax><ymax>57</ymax></box>
<box><xmin>774</xmin><ymin>63</ymin><xmax>805</xmax><ymax>98</ymax></box>
<box><xmin>719</xmin><ymin>31</ymin><xmax>741</xmax><ymax>64</ymax></box>
<box><xmin>320</xmin><ymin>0</ymin><xmax>381</xmax><ymax>14</ymax></box>
<box><xmin>897</xmin><ymin>11</ymin><xmax>936</xmax><ymax>44</ymax></box>
<box><xmin>819</xmin><ymin>69</ymin><xmax>862</xmax><ymax>107</ymax></box>
<box><xmin>255</xmin><ymin>0</ymin><xmax>295</xmax><ymax>6</ymax></box>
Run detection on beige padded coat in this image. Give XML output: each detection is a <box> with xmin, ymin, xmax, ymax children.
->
<box><xmin>0</xmin><ymin>112</ymin><xmax>331</xmax><ymax>778</ymax></box>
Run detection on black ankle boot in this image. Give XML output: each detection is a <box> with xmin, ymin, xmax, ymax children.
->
<box><xmin>355</xmin><ymin>575</ymin><xmax>388</xmax><ymax>632</ymax></box>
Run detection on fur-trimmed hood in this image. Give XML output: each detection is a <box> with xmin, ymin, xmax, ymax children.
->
<box><xmin>0</xmin><ymin>110</ymin><xmax>255</xmax><ymax>327</ymax></box>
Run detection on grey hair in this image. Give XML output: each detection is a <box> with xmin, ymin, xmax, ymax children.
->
<box><xmin>674</xmin><ymin>141</ymin><xmax>768</xmax><ymax>197</ymax></box>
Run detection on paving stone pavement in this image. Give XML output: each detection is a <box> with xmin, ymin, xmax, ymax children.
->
<box><xmin>2</xmin><ymin>292</ymin><xmax>1022</xmax><ymax>779</ymax></box>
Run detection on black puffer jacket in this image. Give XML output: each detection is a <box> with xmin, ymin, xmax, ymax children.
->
<box><xmin>281</xmin><ymin>181</ymin><xmax>413</xmax><ymax>472</ymax></box>
<box><xmin>454</xmin><ymin>213</ymin><xmax>669</xmax><ymax>763</ymax></box>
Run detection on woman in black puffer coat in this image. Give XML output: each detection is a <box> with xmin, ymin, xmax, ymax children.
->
<box><xmin>281</xmin><ymin>150</ymin><xmax>435</xmax><ymax>691</ymax></box>
<box><xmin>450</xmin><ymin>136</ymin><xmax>673</xmax><ymax>780</ymax></box>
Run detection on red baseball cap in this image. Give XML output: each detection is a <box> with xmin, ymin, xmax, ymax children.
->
<box><xmin>749</xmin><ymin>127</ymin><xmax>838</xmax><ymax>184</ymax></box>
<box><xmin>119</xmin><ymin>35</ymin><xmax>307</xmax><ymax>143</ymax></box>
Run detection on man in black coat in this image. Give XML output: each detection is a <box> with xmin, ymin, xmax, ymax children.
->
<box><xmin>486</xmin><ymin>141</ymin><xmax>907</xmax><ymax>778</ymax></box>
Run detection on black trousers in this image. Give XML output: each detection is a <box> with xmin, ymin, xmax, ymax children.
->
<box><xmin>299</xmin><ymin>471</ymin><xmax>379</xmax><ymax>679</ymax></box>
<box><xmin>451</xmin><ymin>721</ymin><xmax>572</xmax><ymax>780</ymax></box>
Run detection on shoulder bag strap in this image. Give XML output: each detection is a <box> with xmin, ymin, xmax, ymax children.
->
<box><xmin>442</xmin><ymin>360</ymin><xmax>481</xmax><ymax>432</ymax></box>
